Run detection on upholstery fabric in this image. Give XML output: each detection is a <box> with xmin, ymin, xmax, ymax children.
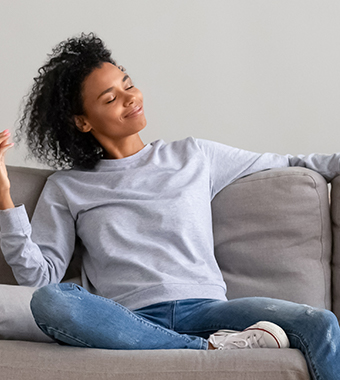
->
<box><xmin>0</xmin><ymin>284</ymin><xmax>53</xmax><ymax>342</ymax></box>
<box><xmin>212</xmin><ymin>167</ymin><xmax>332</xmax><ymax>309</ymax></box>
<box><xmin>3</xmin><ymin>166</ymin><xmax>82</xmax><ymax>284</ymax></box>
<box><xmin>0</xmin><ymin>166</ymin><xmax>54</xmax><ymax>285</ymax></box>
<box><xmin>331</xmin><ymin>175</ymin><xmax>340</xmax><ymax>318</ymax></box>
<box><xmin>0</xmin><ymin>341</ymin><xmax>309</xmax><ymax>380</ymax></box>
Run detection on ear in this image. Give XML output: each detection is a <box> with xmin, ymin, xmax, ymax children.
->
<box><xmin>74</xmin><ymin>115</ymin><xmax>92</xmax><ymax>133</ymax></box>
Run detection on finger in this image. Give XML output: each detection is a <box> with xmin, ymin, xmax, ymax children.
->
<box><xmin>0</xmin><ymin>131</ymin><xmax>11</xmax><ymax>145</ymax></box>
<box><xmin>0</xmin><ymin>130</ymin><xmax>10</xmax><ymax>137</ymax></box>
<box><xmin>0</xmin><ymin>143</ymin><xmax>14</xmax><ymax>156</ymax></box>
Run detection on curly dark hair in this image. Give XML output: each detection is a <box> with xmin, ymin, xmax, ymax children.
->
<box><xmin>16</xmin><ymin>32</ymin><xmax>125</xmax><ymax>169</ymax></box>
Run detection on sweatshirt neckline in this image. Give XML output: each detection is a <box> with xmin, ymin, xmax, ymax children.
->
<box><xmin>94</xmin><ymin>143</ymin><xmax>154</xmax><ymax>170</ymax></box>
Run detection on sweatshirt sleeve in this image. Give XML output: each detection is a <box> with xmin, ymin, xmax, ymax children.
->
<box><xmin>194</xmin><ymin>138</ymin><xmax>340</xmax><ymax>198</ymax></box>
<box><xmin>0</xmin><ymin>178</ymin><xmax>76</xmax><ymax>287</ymax></box>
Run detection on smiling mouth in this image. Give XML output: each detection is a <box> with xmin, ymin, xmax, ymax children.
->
<box><xmin>125</xmin><ymin>106</ymin><xmax>143</xmax><ymax>118</ymax></box>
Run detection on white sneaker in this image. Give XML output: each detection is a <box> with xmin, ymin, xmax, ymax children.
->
<box><xmin>208</xmin><ymin>321</ymin><xmax>290</xmax><ymax>350</ymax></box>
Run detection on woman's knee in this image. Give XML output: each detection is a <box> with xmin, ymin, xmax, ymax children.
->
<box><xmin>30</xmin><ymin>282</ymin><xmax>83</xmax><ymax>323</ymax></box>
<box><xmin>299</xmin><ymin>305</ymin><xmax>338</xmax><ymax>332</ymax></box>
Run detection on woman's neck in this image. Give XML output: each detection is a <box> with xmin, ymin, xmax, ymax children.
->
<box><xmin>101</xmin><ymin>134</ymin><xmax>145</xmax><ymax>160</ymax></box>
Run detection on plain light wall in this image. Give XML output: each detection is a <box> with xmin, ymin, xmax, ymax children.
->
<box><xmin>1</xmin><ymin>0</ymin><xmax>340</xmax><ymax>168</ymax></box>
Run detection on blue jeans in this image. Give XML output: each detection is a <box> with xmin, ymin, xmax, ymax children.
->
<box><xmin>30</xmin><ymin>283</ymin><xmax>340</xmax><ymax>380</ymax></box>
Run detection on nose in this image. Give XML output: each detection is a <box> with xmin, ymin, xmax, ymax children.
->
<box><xmin>123</xmin><ymin>93</ymin><xmax>136</xmax><ymax>107</ymax></box>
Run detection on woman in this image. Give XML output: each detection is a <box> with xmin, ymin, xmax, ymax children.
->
<box><xmin>0</xmin><ymin>33</ymin><xmax>339</xmax><ymax>379</ymax></box>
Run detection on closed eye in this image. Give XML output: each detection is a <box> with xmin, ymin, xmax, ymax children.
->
<box><xmin>106</xmin><ymin>85</ymin><xmax>134</xmax><ymax>103</ymax></box>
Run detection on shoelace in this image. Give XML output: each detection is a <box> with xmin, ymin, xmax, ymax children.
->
<box><xmin>218</xmin><ymin>333</ymin><xmax>262</xmax><ymax>350</ymax></box>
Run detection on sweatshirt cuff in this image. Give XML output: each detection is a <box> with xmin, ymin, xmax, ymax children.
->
<box><xmin>0</xmin><ymin>204</ymin><xmax>31</xmax><ymax>233</ymax></box>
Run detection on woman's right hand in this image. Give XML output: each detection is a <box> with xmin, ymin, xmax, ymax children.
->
<box><xmin>0</xmin><ymin>130</ymin><xmax>14</xmax><ymax>209</ymax></box>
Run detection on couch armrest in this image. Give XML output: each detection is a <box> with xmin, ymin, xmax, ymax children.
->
<box><xmin>331</xmin><ymin>175</ymin><xmax>340</xmax><ymax>320</ymax></box>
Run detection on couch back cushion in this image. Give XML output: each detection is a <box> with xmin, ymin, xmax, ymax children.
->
<box><xmin>0</xmin><ymin>166</ymin><xmax>54</xmax><ymax>284</ymax></box>
<box><xmin>212</xmin><ymin>167</ymin><xmax>332</xmax><ymax>310</ymax></box>
<box><xmin>2</xmin><ymin>166</ymin><xmax>83</xmax><ymax>285</ymax></box>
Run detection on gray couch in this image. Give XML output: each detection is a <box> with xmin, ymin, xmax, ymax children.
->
<box><xmin>0</xmin><ymin>164</ymin><xmax>339</xmax><ymax>380</ymax></box>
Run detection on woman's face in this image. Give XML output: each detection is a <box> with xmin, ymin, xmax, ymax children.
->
<box><xmin>76</xmin><ymin>62</ymin><xmax>147</xmax><ymax>150</ymax></box>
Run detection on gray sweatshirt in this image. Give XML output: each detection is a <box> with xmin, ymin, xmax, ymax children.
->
<box><xmin>1</xmin><ymin>137</ymin><xmax>340</xmax><ymax>310</ymax></box>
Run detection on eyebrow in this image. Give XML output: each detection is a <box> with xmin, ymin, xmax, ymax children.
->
<box><xmin>97</xmin><ymin>74</ymin><xmax>131</xmax><ymax>99</ymax></box>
